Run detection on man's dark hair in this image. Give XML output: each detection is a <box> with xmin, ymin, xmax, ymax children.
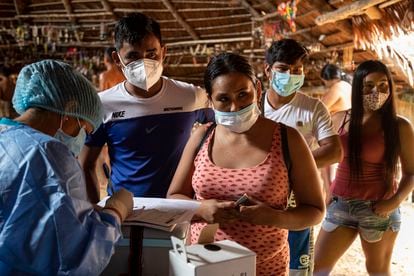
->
<box><xmin>114</xmin><ymin>13</ymin><xmax>162</xmax><ymax>51</ymax></box>
<box><xmin>265</xmin><ymin>39</ymin><xmax>308</xmax><ymax>66</ymax></box>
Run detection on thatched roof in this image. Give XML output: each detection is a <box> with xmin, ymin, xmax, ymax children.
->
<box><xmin>0</xmin><ymin>0</ymin><xmax>413</xmax><ymax>89</ymax></box>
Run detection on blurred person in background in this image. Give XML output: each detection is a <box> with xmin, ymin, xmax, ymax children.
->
<box><xmin>0</xmin><ymin>65</ymin><xmax>17</xmax><ymax>118</ymax></box>
<box><xmin>0</xmin><ymin>60</ymin><xmax>133</xmax><ymax>276</ymax></box>
<box><xmin>99</xmin><ymin>47</ymin><xmax>125</xmax><ymax>91</ymax></box>
<box><xmin>320</xmin><ymin>64</ymin><xmax>352</xmax><ymax>201</ymax></box>
<box><xmin>320</xmin><ymin>63</ymin><xmax>352</xmax><ymax>115</ymax></box>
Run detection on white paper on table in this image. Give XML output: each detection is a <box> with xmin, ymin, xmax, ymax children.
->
<box><xmin>98</xmin><ymin>197</ymin><xmax>200</xmax><ymax>229</ymax></box>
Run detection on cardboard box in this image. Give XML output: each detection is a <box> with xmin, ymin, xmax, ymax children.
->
<box><xmin>169</xmin><ymin>237</ymin><xmax>256</xmax><ymax>276</ymax></box>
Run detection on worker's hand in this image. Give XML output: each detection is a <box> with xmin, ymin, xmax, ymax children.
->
<box><xmin>103</xmin><ymin>188</ymin><xmax>133</xmax><ymax>222</ymax></box>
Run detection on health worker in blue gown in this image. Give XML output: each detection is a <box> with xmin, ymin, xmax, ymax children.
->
<box><xmin>0</xmin><ymin>59</ymin><xmax>133</xmax><ymax>276</ymax></box>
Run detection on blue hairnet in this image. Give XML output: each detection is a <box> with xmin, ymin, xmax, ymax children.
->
<box><xmin>13</xmin><ymin>59</ymin><xmax>103</xmax><ymax>131</ymax></box>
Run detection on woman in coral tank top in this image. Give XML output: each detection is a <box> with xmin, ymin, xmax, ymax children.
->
<box><xmin>314</xmin><ymin>60</ymin><xmax>414</xmax><ymax>276</ymax></box>
<box><xmin>167</xmin><ymin>53</ymin><xmax>325</xmax><ymax>275</ymax></box>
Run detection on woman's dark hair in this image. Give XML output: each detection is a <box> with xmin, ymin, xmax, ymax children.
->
<box><xmin>204</xmin><ymin>53</ymin><xmax>255</xmax><ymax>97</ymax></box>
<box><xmin>320</xmin><ymin>63</ymin><xmax>343</xmax><ymax>80</ymax></box>
<box><xmin>114</xmin><ymin>13</ymin><xmax>162</xmax><ymax>51</ymax></box>
<box><xmin>348</xmin><ymin>60</ymin><xmax>399</xmax><ymax>191</ymax></box>
<box><xmin>265</xmin><ymin>38</ymin><xmax>308</xmax><ymax>66</ymax></box>
<box><xmin>321</xmin><ymin>63</ymin><xmax>352</xmax><ymax>83</ymax></box>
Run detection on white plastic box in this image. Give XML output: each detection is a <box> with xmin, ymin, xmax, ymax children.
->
<box><xmin>169</xmin><ymin>237</ymin><xmax>256</xmax><ymax>276</ymax></box>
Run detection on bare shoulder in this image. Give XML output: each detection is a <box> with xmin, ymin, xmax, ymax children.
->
<box><xmin>284</xmin><ymin>124</ymin><xmax>303</xmax><ymax>141</ymax></box>
<box><xmin>397</xmin><ymin>115</ymin><xmax>414</xmax><ymax>133</ymax></box>
<box><xmin>332</xmin><ymin>110</ymin><xmax>348</xmax><ymax>131</ymax></box>
<box><xmin>189</xmin><ymin>122</ymin><xmax>214</xmax><ymax>147</ymax></box>
<box><xmin>332</xmin><ymin>110</ymin><xmax>347</xmax><ymax>120</ymax></box>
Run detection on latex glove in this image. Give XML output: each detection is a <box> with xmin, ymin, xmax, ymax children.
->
<box><xmin>103</xmin><ymin>188</ymin><xmax>133</xmax><ymax>222</ymax></box>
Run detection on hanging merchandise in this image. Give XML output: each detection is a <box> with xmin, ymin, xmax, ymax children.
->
<box><xmin>263</xmin><ymin>21</ymin><xmax>283</xmax><ymax>41</ymax></box>
<box><xmin>15</xmin><ymin>26</ymin><xmax>25</xmax><ymax>47</ymax></box>
<box><xmin>277</xmin><ymin>0</ymin><xmax>301</xmax><ymax>33</ymax></box>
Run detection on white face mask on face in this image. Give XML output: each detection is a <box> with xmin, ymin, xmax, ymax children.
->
<box><xmin>54</xmin><ymin>118</ymin><xmax>86</xmax><ymax>157</ymax></box>
<box><xmin>118</xmin><ymin>54</ymin><xmax>163</xmax><ymax>91</ymax></box>
<box><xmin>213</xmin><ymin>103</ymin><xmax>261</xmax><ymax>133</ymax></box>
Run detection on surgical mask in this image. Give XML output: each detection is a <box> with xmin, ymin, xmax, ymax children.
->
<box><xmin>213</xmin><ymin>103</ymin><xmax>260</xmax><ymax>133</ymax></box>
<box><xmin>271</xmin><ymin>70</ymin><xmax>304</xmax><ymax>97</ymax></box>
<box><xmin>54</xmin><ymin>118</ymin><xmax>86</xmax><ymax>156</ymax></box>
<box><xmin>363</xmin><ymin>91</ymin><xmax>389</xmax><ymax>111</ymax></box>
<box><xmin>118</xmin><ymin>55</ymin><xmax>163</xmax><ymax>90</ymax></box>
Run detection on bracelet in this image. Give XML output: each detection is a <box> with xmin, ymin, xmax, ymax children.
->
<box><xmin>103</xmin><ymin>207</ymin><xmax>123</xmax><ymax>221</ymax></box>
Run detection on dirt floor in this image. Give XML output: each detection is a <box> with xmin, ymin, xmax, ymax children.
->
<box><xmin>314</xmin><ymin>200</ymin><xmax>414</xmax><ymax>276</ymax></box>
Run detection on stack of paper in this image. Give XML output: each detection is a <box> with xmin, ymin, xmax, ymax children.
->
<box><xmin>98</xmin><ymin>197</ymin><xmax>200</xmax><ymax>232</ymax></box>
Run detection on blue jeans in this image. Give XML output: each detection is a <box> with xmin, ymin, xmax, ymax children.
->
<box><xmin>322</xmin><ymin>196</ymin><xmax>401</xmax><ymax>242</ymax></box>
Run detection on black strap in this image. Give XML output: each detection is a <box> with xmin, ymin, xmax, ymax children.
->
<box><xmin>338</xmin><ymin>109</ymin><xmax>351</xmax><ymax>134</ymax></box>
<box><xmin>260</xmin><ymin>91</ymin><xmax>267</xmax><ymax>114</ymax></box>
<box><xmin>195</xmin><ymin>123</ymin><xmax>216</xmax><ymax>155</ymax></box>
<box><xmin>280</xmin><ymin>123</ymin><xmax>292</xmax><ymax>183</ymax></box>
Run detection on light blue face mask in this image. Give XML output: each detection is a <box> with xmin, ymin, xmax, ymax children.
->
<box><xmin>54</xmin><ymin>118</ymin><xmax>87</xmax><ymax>157</ymax></box>
<box><xmin>271</xmin><ymin>70</ymin><xmax>305</xmax><ymax>97</ymax></box>
<box><xmin>213</xmin><ymin>103</ymin><xmax>260</xmax><ymax>133</ymax></box>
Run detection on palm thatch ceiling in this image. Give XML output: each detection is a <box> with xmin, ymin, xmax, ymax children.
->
<box><xmin>0</xmin><ymin>0</ymin><xmax>413</xmax><ymax>90</ymax></box>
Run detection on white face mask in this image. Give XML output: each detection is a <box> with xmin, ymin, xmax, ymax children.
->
<box><xmin>118</xmin><ymin>55</ymin><xmax>163</xmax><ymax>91</ymax></box>
<box><xmin>213</xmin><ymin>103</ymin><xmax>261</xmax><ymax>133</ymax></box>
<box><xmin>54</xmin><ymin>118</ymin><xmax>86</xmax><ymax>157</ymax></box>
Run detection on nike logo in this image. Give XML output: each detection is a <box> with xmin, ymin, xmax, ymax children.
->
<box><xmin>145</xmin><ymin>125</ymin><xmax>158</xmax><ymax>134</ymax></box>
<box><xmin>112</xmin><ymin>111</ymin><xmax>126</xmax><ymax>119</ymax></box>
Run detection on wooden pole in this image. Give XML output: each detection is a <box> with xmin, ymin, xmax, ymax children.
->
<box><xmin>315</xmin><ymin>0</ymin><xmax>388</xmax><ymax>25</ymax></box>
<box><xmin>239</xmin><ymin>0</ymin><xmax>260</xmax><ymax>18</ymax></box>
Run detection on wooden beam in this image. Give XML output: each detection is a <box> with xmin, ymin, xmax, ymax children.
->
<box><xmin>16</xmin><ymin>11</ymin><xmax>113</xmax><ymax>19</ymax></box>
<box><xmin>378</xmin><ymin>0</ymin><xmax>404</xmax><ymax>9</ymax></box>
<box><xmin>194</xmin><ymin>22</ymin><xmax>251</xmax><ymax>31</ymax></box>
<box><xmin>315</xmin><ymin>0</ymin><xmax>388</xmax><ymax>26</ymax></box>
<box><xmin>187</xmin><ymin>14</ymin><xmax>251</xmax><ymax>22</ymax></box>
<box><xmin>160</xmin><ymin>0</ymin><xmax>199</xmax><ymax>40</ymax></box>
<box><xmin>0</xmin><ymin>3</ymin><xmax>15</xmax><ymax>7</ymax></box>
<box><xmin>112</xmin><ymin>8</ymin><xmax>169</xmax><ymax>13</ymax></box>
<box><xmin>200</xmin><ymin>31</ymin><xmax>251</xmax><ymax>39</ymax></box>
<box><xmin>167</xmin><ymin>36</ymin><xmax>252</xmax><ymax>47</ymax></box>
<box><xmin>27</xmin><ymin>1</ymin><xmax>61</xmax><ymax>8</ymax></box>
<box><xmin>239</xmin><ymin>0</ymin><xmax>260</xmax><ymax>18</ymax></box>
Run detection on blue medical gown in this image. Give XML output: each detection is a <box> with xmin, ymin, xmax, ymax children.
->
<box><xmin>0</xmin><ymin>122</ymin><xmax>122</xmax><ymax>275</ymax></box>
